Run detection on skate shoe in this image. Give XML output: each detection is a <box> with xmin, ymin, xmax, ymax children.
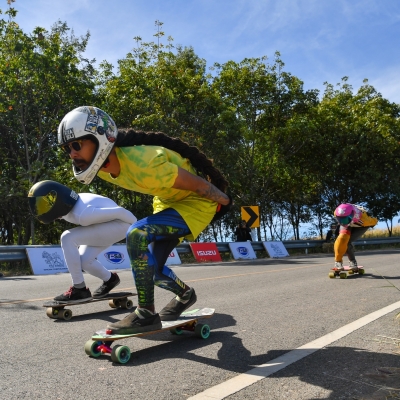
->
<box><xmin>349</xmin><ymin>260</ymin><xmax>358</xmax><ymax>270</ymax></box>
<box><xmin>54</xmin><ymin>286</ymin><xmax>91</xmax><ymax>303</ymax></box>
<box><xmin>92</xmin><ymin>273</ymin><xmax>120</xmax><ymax>298</ymax></box>
<box><xmin>159</xmin><ymin>287</ymin><xmax>197</xmax><ymax>321</ymax></box>
<box><xmin>333</xmin><ymin>261</ymin><xmax>344</xmax><ymax>271</ymax></box>
<box><xmin>106</xmin><ymin>308</ymin><xmax>162</xmax><ymax>334</ymax></box>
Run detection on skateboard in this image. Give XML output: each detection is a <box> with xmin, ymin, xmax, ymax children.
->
<box><xmin>84</xmin><ymin>307</ymin><xmax>215</xmax><ymax>364</ymax></box>
<box><xmin>328</xmin><ymin>266</ymin><xmax>365</xmax><ymax>279</ymax></box>
<box><xmin>43</xmin><ymin>291</ymin><xmax>136</xmax><ymax>321</ymax></box>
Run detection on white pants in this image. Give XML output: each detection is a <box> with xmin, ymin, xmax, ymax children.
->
<box><xmin>60</xmin><ymin>220</ymin><xmax>131</xmax><ymax>286</ymax></box>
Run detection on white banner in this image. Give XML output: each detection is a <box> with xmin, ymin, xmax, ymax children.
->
<box><xmin>262</xmin><ymin>241</ymin><xmax>289</xmax><ymax>258</ymax></box>
<box><xmin>165</xmin><ymin>248</ymin><xmax>182</xmax><ymax>266</ymax></box>
<box><xmin>228</xmin><ymin>242</ymin><xmax>257</xmax><ymax>260</ymax></box>
<box><xmin>26</xmin><ymin>245</ymin><xmax>181</xmax><ymax>275</ymax></box>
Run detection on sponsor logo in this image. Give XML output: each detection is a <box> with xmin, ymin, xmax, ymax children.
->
<box><xmin>63</xmin><ymin>128</ymin><xmax>75</xmax><ymax>141</ymax></box>
<box><xmin>169</xmin><ymin>252</ymin><xmax>175</xmax><ymax>257</ymax></box>
<box><xmin>104</xmin><ymin>251</ymin><xmax>124</xmax><ymax>264</ymax></box>
<box><xmin>237</xmin><ymin>247</ymin><xmax>249</xmax><ymax>256</ymax></box>
<box><xmin>197</xmin><ymin>250</ymin><xmax>216</xmax><ymax>256</ymax></box>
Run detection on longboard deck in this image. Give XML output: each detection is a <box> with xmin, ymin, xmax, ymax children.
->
<box><xmin>43</xmin><ymin>291</ymin><xmax>136</xmax><ymax>308</ymax></box>
<box><xmin>92</xmin><ymin>307</ymin><xmax>215</xmax><ymax>341</ymax></box>
<box><xmin>43</xmin><ymin>291</ymin><xmax>137</xmax><ymax>321</ymax></box>
<box><xmin>329</xmin><ymin>266</ymin><xmax>365</xmax><ymax>279</ymax></box>
<box><xmin>85</xmin><ymin>308</ymin><xmax>215</xmax><ymax>363</ymax></box>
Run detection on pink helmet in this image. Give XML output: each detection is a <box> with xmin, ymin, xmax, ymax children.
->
<box><xmin>334</xmin><ymin>203</ymin><xmax>355</xmax><ymax>226</ymax></box>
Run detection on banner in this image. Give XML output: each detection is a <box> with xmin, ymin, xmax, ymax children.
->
<box><xmin>190</xmin><ymin>242</ymin><xmax>222</xmax><ymax>262</ymax></box>
<box><xmin>228</xmin><ymin>242</ymin><xmax>257</xmax><ymax>260</ymax></box>
<box><xmin>165</xmin><ymin>248</ymin><xmax>182</xmax><ymax>266</ymax></box>
<box><xmin>262</xmin><ymin>241</ymin><xmax>289</xmax><ymax>258</ymax></box>
<box><xmin>27</xmin><ymin>245</ymin><xmax>181</xmax><ymax>275</ymax></box>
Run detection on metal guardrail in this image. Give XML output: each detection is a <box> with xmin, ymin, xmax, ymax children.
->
<box><xmin>1</xmin><ymin>237</ymin><xmax>400</xmax><ymax>263</ymax></box>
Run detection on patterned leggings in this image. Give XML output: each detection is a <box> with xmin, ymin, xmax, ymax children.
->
<box><xmin>126</xmin><ymin>208</ymin><xmax>191</xmax><ymax>307</ymax></box>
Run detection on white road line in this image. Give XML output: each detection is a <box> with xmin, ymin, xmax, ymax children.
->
<box><xmin>188</xmin><ymin>300</ymin><xmax>400</xmax><ymax>400</ymax></box>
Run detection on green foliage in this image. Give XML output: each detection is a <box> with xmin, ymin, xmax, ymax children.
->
<box><xmin>0</xmin><ymin>8</ymin><xmax>96</xmax><ymax>244</ymax></box>
<box><xmin>1</xmin><ymin>10</ymin><xmax>400</xmax><ymax>245</ymax></box>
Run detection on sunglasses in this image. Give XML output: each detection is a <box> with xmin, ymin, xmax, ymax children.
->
<box><xmin>60</xmin><ymin>139</ymin><xmax>85</xmax><ymax>154</ymax></box>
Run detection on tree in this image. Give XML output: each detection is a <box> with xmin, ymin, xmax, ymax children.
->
<box><xmin>0</xmin><ymin>6</ymin><xmax>96</xmax><ymax>244</ymax></box>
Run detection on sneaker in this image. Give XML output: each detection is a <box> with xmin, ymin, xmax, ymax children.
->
<box><xmin>54</xmin><ymin>286</ymin><xmax>92</xmax><ymax>303</ymax></box>
<box><xmin>159</xmin><ymin>287</ymin><xmax>197</xmax><ymax>321</ymax></box>
<box><xmin>92</xmin><ymin>273</ymin><xmax>120</xmax><ymax>298</ymax></box>
<box><xmin>349</xmin><ymin>260</ymin><xmax>358</xmax><ymax>269</ymax></box>
<box><xmin>106</xmin><ymin>309</ymin><xmax>162</xmax><ymax>334</ymax></box>
<box><xmin>334</xmin><ymin>262</ymin><xmax>343</xmax><ymax>271</ymax></box>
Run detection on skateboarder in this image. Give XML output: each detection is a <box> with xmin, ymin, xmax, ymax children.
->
<box><xmin>57</xmin><ymin>106</ymin><xmax>232</xmax><ymax>334</ymax></box>
<box><xmin>332</xmin><ymin>203</ymin><xmax>377</xmax><ymax>271</ymax></box>
<box><xmin>28</xmin><ymin>180</ymin><xmax>137</xmax><ymax>302</ymax></box>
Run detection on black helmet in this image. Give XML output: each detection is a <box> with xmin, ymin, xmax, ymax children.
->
<box><xmin>28</xmin><ymin>180</ymin><xmax>79</xmax><ymax>224</ymax></box>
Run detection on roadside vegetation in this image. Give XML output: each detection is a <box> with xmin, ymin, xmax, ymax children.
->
<box><xmin>1</xmin><ymin>4</ymin><xmax>400</xmax><ymax>249</ymax></box>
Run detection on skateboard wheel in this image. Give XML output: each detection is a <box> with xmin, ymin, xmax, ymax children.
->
<box><xmin>348</xmin><ymin>270</ymin><xmax>354</xmax><ymax>275</ymax></box>
<box><xmin>194</xmin><ymin>323</ymin><xmax>210</xmax><ymax>339</ymax></box>
<box><xmin>359</xmin><ymin>268</ymin><xmax>365</xmax><ymax>275</ymax></box>
<box><xmin>328</xmin><ymin>272</ymin><xmax>335</xmax><ymax>279</ymax></box>
<box><xmin>339</xmin><ymin>272</ymin><xmax>347</xmax><ymax>279</ymax></box>
<box><xmin>109</xmin><ymin>299</ymin><xmax>118</xmax><ymax>308</ymax></box>
<box><xmin>84</xmin><ymin>340</ymin><xmax>102</xmax><ymax>358</ymax></box>
<box><xmin>60</xmin><ymin>309</ymin><xmax>73</xmax><ymax>320</ymax></box>
<box><xmin>111</xmin><ymin>345</ymin><xmax>131</xmax><ymax>364</ymax></box>
<box><xmin>46</xmin><ymin>308</ymin><xmax>59</xmax><ymax>319</ymax></box>
<box><xmin>170</xmin><ymin>327</ymin><xmax>183</xmax><ymax>335</ymax></box>
<box><xmin>119</xmin><ymin>299</ymin><xmax>134</xmax><ymax>310</ymax></box>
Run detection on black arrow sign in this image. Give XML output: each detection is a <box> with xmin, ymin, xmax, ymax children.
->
<box><xmin>243</xmin><ymin>206</ymin><xmax>259</xmax><ymax>227</ymax></box>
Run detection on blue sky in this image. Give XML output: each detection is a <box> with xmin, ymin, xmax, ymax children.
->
<box><xmin>5</xmin><ymin>0</ymin><xmax>400</xmax><ymax>231</ymax></box>
<box><xmin>9</xmin><ymin>0</ymin><xmax>400</xmax><ymax>104</ymax></box>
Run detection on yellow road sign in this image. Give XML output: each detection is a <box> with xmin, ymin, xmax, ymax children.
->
<box><xmin>241</xmin><ymin>206</ymin><xmax>260</xmax><ymax>228</ymax></box>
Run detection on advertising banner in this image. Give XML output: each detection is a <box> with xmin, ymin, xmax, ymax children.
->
<box><xmin>165</xmin><ymin>248</ymin><xmax>182</xmax><ymax>266</ymax></box>
<box><xmin>228</xmin><ymin>242</ymin><xmax>257</xmax><ymax>260</ymax></box>
<box><xmin>262</xmin><ymin>241</ymin><xmax>289</xmax><ymax>258</ymax></box>
<box><xmin>26</xmin><ymin>245</ymin><xmax>182</xmax><ymax>275</ymax></box>
<box><xmin>190</xmin><ymin>242</ymin><xmax>222</xmax><ymax>262</ymax></box>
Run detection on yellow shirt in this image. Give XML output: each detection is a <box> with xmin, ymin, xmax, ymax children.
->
<box><xmin>98</xmin><ymin>146</ymin><xmax>217</xmax><ymax>240</ymax></box>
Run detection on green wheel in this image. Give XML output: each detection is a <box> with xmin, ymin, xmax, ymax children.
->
<box><xmin>84</xmin><ymin>340</ymin><xmax>102</xmax><ymax>357</ymax></box>
<box><xmin>359</xmin><ymin>268</ymin><xmax>365</xmax><ymax>275</ymax></box>
<box><xmin>61</xmin><ymin>309</ymin><xmax>73</xmax><ymax>320</ymax></box>
<box><xmin>328</xmin><ymin>272</ymin><xmax>335</xmax><ymax>279</ymax></box>
<box><xmin>339</xmin><ymin>272</ymin><xmax>347</xmax><ymax>279</ymax></box>
<box><xmin>170</xmin><ymin>327</ymin><xmax>183</xmax><ymax>335</ymax></box>
<box><xmin>111</xmin><ymin>345</ymin><xmax>131</xmax><ymax>364</ymax></box>
<box><xmin>194</xmin><ymin>323</ymin><xmax>210</xmax><ymax>339</ymax></box>
<box><xmin>348</xmin><ymin>270</ymin><xmax>354</xmax><ymax>275</ymax></box>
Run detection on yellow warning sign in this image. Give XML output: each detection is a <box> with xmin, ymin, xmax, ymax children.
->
<box><xmin>241</xmin><ymin>206</ymin><xmax>260</xmax><ymax>228</ymax></box>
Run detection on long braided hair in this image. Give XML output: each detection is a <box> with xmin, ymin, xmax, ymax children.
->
<box><xmin>116</xmin><ymin>129</ymin><xmax>228</xmax><ymax>193</ymax></box>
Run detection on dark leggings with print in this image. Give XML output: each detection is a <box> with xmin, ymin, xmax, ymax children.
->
<box><xmin>126</xmin><ymin>208</ymin><xmax>191</xmax><ymax>307</ymax></box>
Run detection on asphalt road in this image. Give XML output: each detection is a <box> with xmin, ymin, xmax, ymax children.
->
<box><xmin>1</xmin><ymin>249</ymin><xmax>400</xmax><ymax>400</ymax></box>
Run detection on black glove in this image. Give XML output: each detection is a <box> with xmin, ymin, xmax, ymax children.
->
<box><xmin>211</xmin><ymin>195</ymin><xmax>233</xmax><ymax>222</ymax></box>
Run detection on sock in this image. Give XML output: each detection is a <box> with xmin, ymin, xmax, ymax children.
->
<box><xmin>74</xmin><ymin>282</ymin><xmax>86</xmax><ymax>289</ymax></box>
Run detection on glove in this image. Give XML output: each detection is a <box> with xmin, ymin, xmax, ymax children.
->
<box><xmin>211</xmin><ymin>195</ymin><xmax>233</xmax><ymax>222</ymax></box>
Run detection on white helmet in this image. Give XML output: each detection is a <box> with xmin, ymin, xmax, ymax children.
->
<box><xmin>57</xmin><ymin>106</ymin><xmax>118</xmax><ymax>184</ymax></box>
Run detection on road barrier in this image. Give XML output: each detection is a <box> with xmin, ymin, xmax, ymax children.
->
<box><xmin>1</xmin><ymin>237</ymin><xmax>399</xmax><ymax>263</ymax></box>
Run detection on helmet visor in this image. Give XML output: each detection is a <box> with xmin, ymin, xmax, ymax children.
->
<box><xmin>336</xmin><ymin>216</ymin><xmax>352</xmax><ymax>226</ymax></box>
<box><xmin>29</xmin><ymin>191</ymin><xmax>57</xmax><ymax>220</ymax></box>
